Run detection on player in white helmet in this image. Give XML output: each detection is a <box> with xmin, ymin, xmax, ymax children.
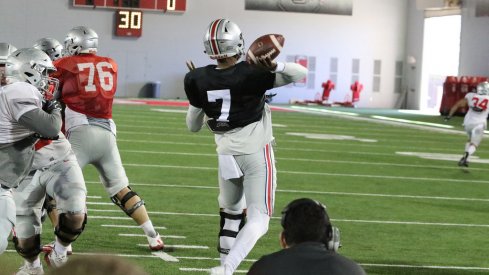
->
<box><xmin>184</xmin><ymin>19</ymin><xmax>308</xmax><ymax>275</ymax></box>
<box><xmin>0</xmin><ymin>42</ymin><xmax>17</xmax><ymax>85</ymax></box>
<box><xmin>33</xmin><ymin>38</ymin><xmax>64</xmax><ymax>61</ymax></box>
<box><xmin>12</xmin><ymin>40</ymin><xmax>87</xmax><ymax>274</ymax></box>
<box><xmin>33</xmin><ymin>37</ymin><xmax>72</xmax><ymax>254</ymax></box>
<box><xmin>33</xmin><ymin>38</ymin><xmax>63</xmax><ymax>223</ymax></box>
<box><xmin>0</xmin><ymin>47</ymin><xmax>62</xmax><ymax>257</ymax></box>
<box><xmin>52</xmin><ymin>26</ymin><xmax>164</xmax><ymax>251</ymax></box>
<box><xmin>446</xmin><ymin>81</ymin><xmax>489</xmax><ymax>167</ymax></box>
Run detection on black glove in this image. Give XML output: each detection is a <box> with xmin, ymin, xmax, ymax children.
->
<box><xmin>444</xmin><ymin>116</ymin><xmax>451</xmax><ymax>121</ymax></box>
<box><xmin>42</xmin><ymin>99</ymin><xmax>62</xmax><ymax>114</ymax></box>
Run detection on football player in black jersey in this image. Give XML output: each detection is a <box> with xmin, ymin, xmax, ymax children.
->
<box><xmin>184</xmin><ymin>19</ymin><xmax>307</xmax><ymax>275</ymax></box>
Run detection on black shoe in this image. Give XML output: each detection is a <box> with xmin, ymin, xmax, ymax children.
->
<box><xmin>458</xmin><ymin>156</ymin><xmax>468</xmax><ymax>167</ymax></box>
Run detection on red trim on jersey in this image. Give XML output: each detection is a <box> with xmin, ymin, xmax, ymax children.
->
<box><xmin>35</xmin><ymin>139</ymin><xmax>53</xmax><ymax>151</ymax></box>
<box><xmin>264</xmin><ymin>143</ymin><xmax>274</xmax><ymax>216</ymax></box>
<box><xmin>209</xmin><ymin>19</ymin><xmax>222</xmax><ymax>56</ymax></box>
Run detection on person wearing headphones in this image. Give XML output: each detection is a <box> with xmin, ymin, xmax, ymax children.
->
<box><xmin>248</xmin><ymin>198</ymin><xmax>365</xmax><ymax>275</ymax></box>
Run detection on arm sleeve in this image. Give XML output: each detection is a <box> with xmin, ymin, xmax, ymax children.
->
<box><xmin>273</xmin><ymin>62</ymin><xmax>308</xmax><ymax>88</ymax></box>
<box><xmin>186</xmin><ymin>104</ymin><xmax>205</xmax><ymax>132</ymax></box>
<box><xmin>184</xmin><ymin>72</ymin><xmax>203</xmax><ymax>108</ymax></box>
<box><xmin>18</xmin><ymin>109</ymin><xmax>62</xmax><ymax>137</ymax></box>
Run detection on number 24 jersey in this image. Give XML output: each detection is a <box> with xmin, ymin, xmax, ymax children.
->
<box><xmin>464</xmin><ymin>92</ymin><xmax>489</xmax><ymax>127</ymax></box>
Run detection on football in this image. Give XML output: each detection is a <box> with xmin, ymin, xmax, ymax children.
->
<box><xmin>246</xmin><ymin>34</ymin><xmax>285</xmax><ymax>64</ymax></box>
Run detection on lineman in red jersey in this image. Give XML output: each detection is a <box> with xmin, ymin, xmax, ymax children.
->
<box><xmin>52</xmin><ymin>26</ymin><xmax>164</xmax><ymax>251</ymax></box>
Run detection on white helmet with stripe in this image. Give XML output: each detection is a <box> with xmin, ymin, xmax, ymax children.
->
<box><xmin>203</xmin><ymin>19</ymin><xmax>244</xmax><ymax>60</ymax></box>
<box><xmin>477</xmin><ymin>81</ymin><xmax>489</xmax><ymax>96</ymax></box>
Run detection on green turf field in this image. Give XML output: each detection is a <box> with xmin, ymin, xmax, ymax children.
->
<box><xmin>2</xmin><ymin>103</ymin><xmax>489</xmax><ymax>274</ymax></box>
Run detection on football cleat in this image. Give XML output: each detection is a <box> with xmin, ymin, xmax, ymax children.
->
<box><xmin>44</xmin><ymin>248</ymin><xmax>68</xmax><ymax>268</ymax></box>
<box><xmin>458</xmin><ymin>157</ymin><xmax>468</xmax><ymax>167</ymax></box>
<box><xmin>458</xmin><ymin>153</ymin><xmax>469</xmax><ymax>167</ymax></box>
<box><xmin>42</xmin><ymin>241</ymin><xmax>72</xmax><ymax>255</ymax></box>
<box><xmin>16</xmin><ymin>263</ymin><xmax>44</xmax><ymax>275</ymax></box>
<box><xmin>147</xmin><ymin>233</ymin><xmax>164</xmax><ymax>251</ymax></box>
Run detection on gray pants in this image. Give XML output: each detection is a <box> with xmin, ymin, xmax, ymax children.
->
<box><xmin>14</xmin><ymin>154</ymin><xmax>87</xmax><ymax>238</ymax></box>
<box><xmin>68</xmin><ymin>125</ymin><xmax>128</xmax><ymax>196</ymax></box>
<box><xmin>218</xmin><ymin>143</ymin><xmax>277</xmax><ymax>216</ymax></box>
<box><xmin>0</xmin><ymin>188</ymin><xmax>15</xmax><ymax>253</ymax></box>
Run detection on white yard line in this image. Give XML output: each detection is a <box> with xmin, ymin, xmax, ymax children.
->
<box><xmin>85</xmin><ymin>181</ymin><xmax>489</xmax><ymax>202</ymax></box>
<box><xmin>118</xmin><ymin>149</ymin><xmax>485</xmax><ymax>171</ymax></box>
<box><xmin>88</xmin><ymin>212</ymin><xmax>489</xmax><ymax>228</ymax></box>
<box><xmin>89</xmin><ymin>215</ymin><xmax>132</xmax><ymax>220</ymax></box>
<box><xmin>286</xmin><ymin>106</ymin><xmax>466</xmax><ymax>135</ymax></box>
<box><xmin>138</xmin><ymin>244</ymin><xmax>209</xmax><ymax>249</ymax></box>
<box><xmin>180</xmin><ymin>268</ymin><xmax>247</xmax><ymax>273</ymax></box>
<box><xmin>118</xmin><ymin>233</ymin><xmax>185</xmax><ymax>239</ymax></box>
<box><xmin>152</xmin><ymin>251</ymin><xmax>179</xmax><ymax>262</ymax></box>
<box><xmin>101</xmin><ymin>224</ymin><xmax>167</xmax><ymax>230</ymax></box>
<box><xmin>107</xmin><ymin>163</ymin><xmax>489</xmax><ymax>184</ymax></box>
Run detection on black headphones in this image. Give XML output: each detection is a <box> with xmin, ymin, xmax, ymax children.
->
<box><xmin>281</xmin><ymin>198</ymin><xmax>340</xmax><ymax>251</ymax></box>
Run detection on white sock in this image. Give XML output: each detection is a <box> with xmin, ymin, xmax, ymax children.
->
<box><xmin>223</xmin><ymin>208</ymin><xmax>270</xmax><ymax>274</ymax></box>
<box><xmin>54</xmin><ymin>239</ymin><xmax>68</xmax><ymax>255</ymax></box>
<box><xmin>27</xmin><ymin>257</ymin><xmax>41</xmax><ymax>268</ymax></box>
<box><xmin>140</xmin><ymin>220</ymin><xmax>157</xmax><ymax>238</ymax></box>
<box><xmin>467</xmin><ymin>144</ymin><xmax>476</xmax><ymax>156</ymax></box>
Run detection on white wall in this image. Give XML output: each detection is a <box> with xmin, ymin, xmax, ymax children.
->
<box><xmin>459</xmin><ymin>0</ymin><xmax>489</xmax><ymax>76</ymax></box>
<box><xmin>405</xmin><ymin>0</ymin><xmax>489</xmax><ymax>109</ymax></box>
<box><xmin>0</xmin><ymin>0</ymin><xmax>413</xmax><ymax>107</ymax></box>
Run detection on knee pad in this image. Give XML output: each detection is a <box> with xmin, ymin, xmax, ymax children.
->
<box><xmin>111</xmin><ymin>187</ymin><xmax>145</xmax><ymax>217</ymax></box>
<box><xmin>13</xmin><ymin>234</ymin><xmax>41</xmax><ymax>259</ymax></box>
<box><xmin>218</xmin><ymin>210</ymin><xmax>246</xmax><ymax>255</ymax></box>
<box><xmin>54</xmin><ymin>213</ymin><xmax>87</xmax><ymax>243</ymax></box>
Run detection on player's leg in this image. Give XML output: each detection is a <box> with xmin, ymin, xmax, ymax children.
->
<box><xmin>460</xmin><ymin>124</ymin><xmax>483</xmax><ymax>166</ymax></box>
<box><xmin>12</xmin><ymin>171</ymin><xmax>45</xmax><ymax>274</ymax></box>
<box><xmin>43</xmin><ymin>194</ymin><xmax>58</xmax><ymax>227</ymax></box>
<box><xmin>0</xmin><ymin>186</ymin><xmax>15</xmax><ymax>255</ymax></box>
<box><xmin>467</xmin><ymin>124</ymin><xmax>484</xmax><ymax>161</ymax></box>
<box><xmin>88</xmin><ymin>126</ymin><xmax>163</xmax><ymax>250</ymax></box>
<box><xmin>216</xmin><ymin>173</ymin><xmax>245</xmax><ymax>263</ymax></box>
<box><xmin>220</xmin><ymin>143</ymin><xmax>276</xmax><ymax>275</ymax></box>
<box><xmin>44</xmin><ymin>157</ymin><xmax>87</xmax><ymax>268</ymax></box>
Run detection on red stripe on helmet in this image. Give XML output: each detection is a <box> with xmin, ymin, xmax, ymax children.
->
<box><xmin>209</xmin><ymin>19</ymin><xmax>223</xmax><ymax>56</ymax></box>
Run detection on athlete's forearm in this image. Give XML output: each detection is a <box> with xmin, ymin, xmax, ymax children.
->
<box><xmin>273</xmin><ymin>62</ymin><xmax>308</xmax><ymax>87</ymax></box>
<box><xmin>18</xmin><ymin>109</ymin><xmax>62</xmax><ymax>137</ymax></box>
<box><xmin>186</xmin><ymin>105</ymin><xmax>205</xmax><ymax>132</ymax></box>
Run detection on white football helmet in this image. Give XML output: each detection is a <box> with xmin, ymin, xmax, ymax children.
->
<box><xmin>64</xmin><ymin>26</ymin><xmax>98</xmax><ymax>56</ymax></box>
<box><xmin>5</xmin><ymin>48</ymin><xmax>58</xmax><ymax>93</ymax></box>
<box><xmin>33</xmin><ymin>38</ymin><xmax>64</xmax><ymax>61</ymax></box>
<box><xmin>0</xmin><ymin>43</ymin><xmax>17</xmax><ymax>65</ymax></box>
<box><xmin>476</xmin><ymin>81</ymin><xmax>489</xmax><ymax>96</ymax></box>
<box><xmin>203</xmin><ymin>19</ymin><xmax>245</xmax><ymax>60</ymax></box>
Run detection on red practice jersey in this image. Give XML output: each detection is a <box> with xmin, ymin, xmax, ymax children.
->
<box><xmin>53</xmin><ymin>54</ymin><xmax>118</xmax><ymax>119</ymax></box>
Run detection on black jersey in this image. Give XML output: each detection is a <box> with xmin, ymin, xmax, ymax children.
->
<box><xmin>248</xmin><ymin>242</ymin><xmax>366</xmax><ymax>275</ymax></box>
<box><xmin>184</xmin><ymin>61</ymin><xmax>275</xmax><ymax>132</ymax></box>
